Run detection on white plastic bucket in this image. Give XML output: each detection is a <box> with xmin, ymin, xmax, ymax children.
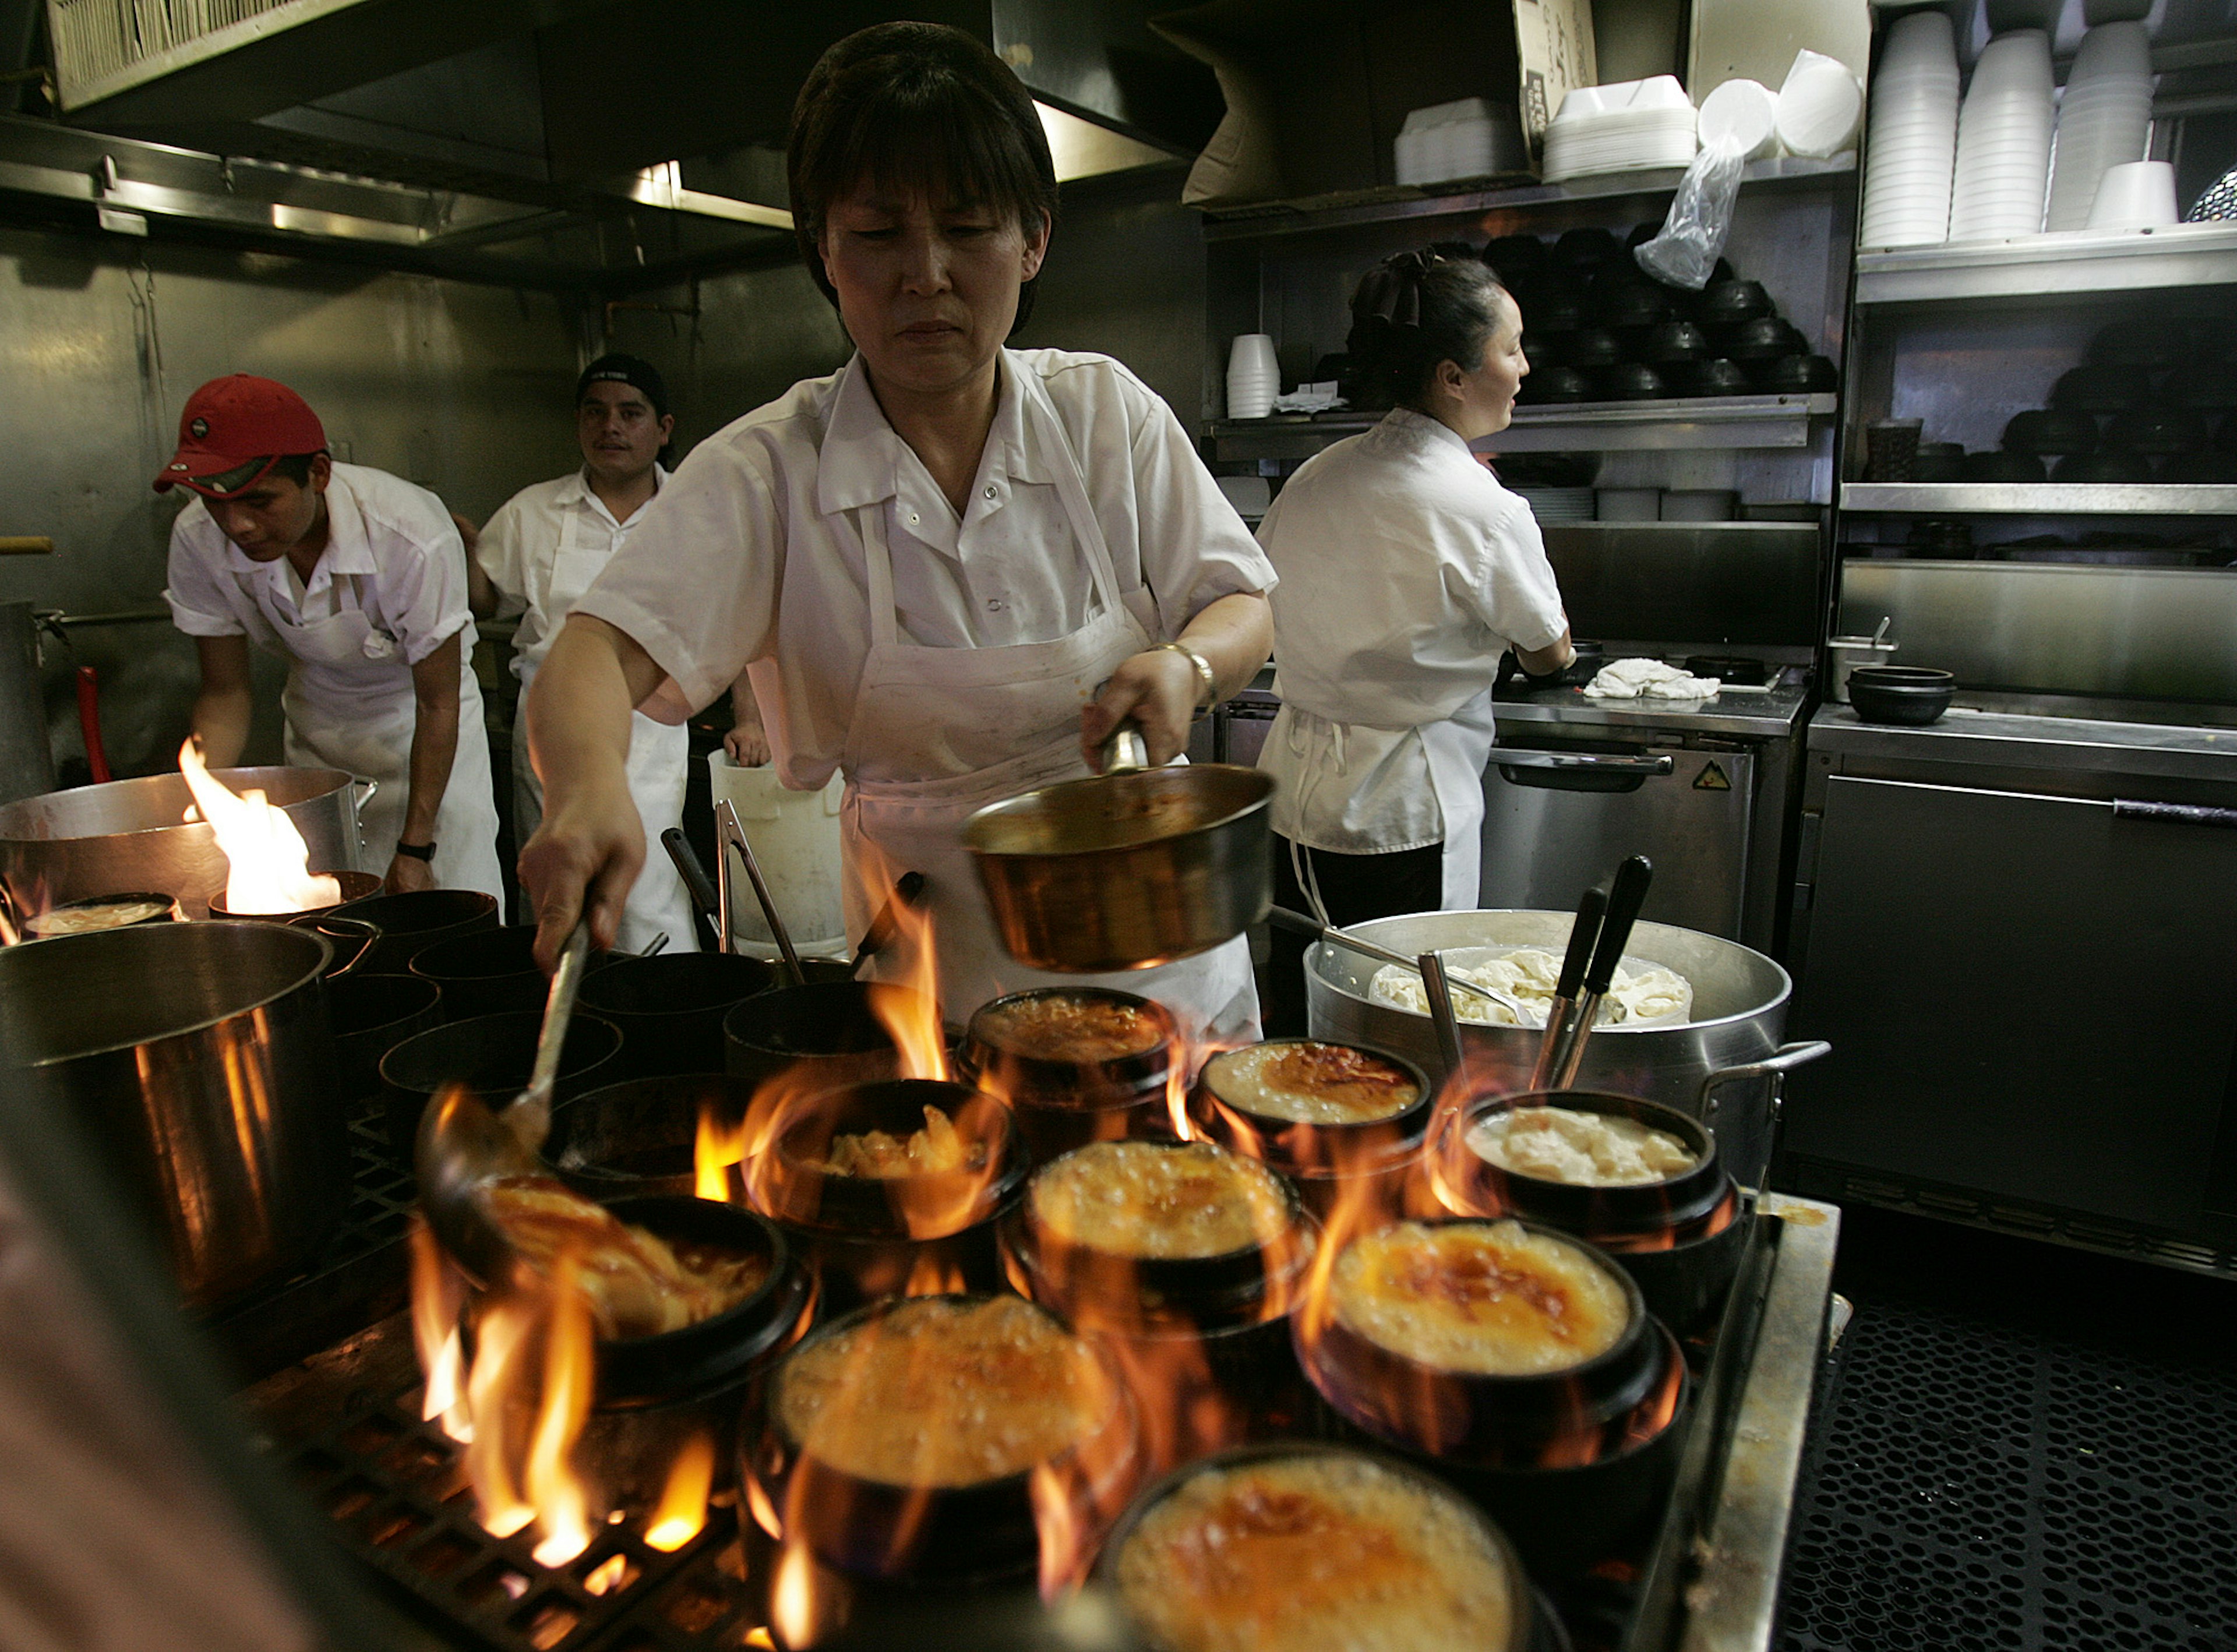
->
<box><xmin>705</xmin><ymin>754</ymin><xmax>848</xmax><ymax>958</ymax></box>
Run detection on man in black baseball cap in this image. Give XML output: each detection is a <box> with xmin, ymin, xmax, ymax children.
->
<box><xmin>471</xmin><ymin>354</ymin><xmax>697</xmax><ymax>951</ymax></box>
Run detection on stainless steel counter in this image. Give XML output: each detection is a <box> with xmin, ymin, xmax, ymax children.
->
<box><xmin>1497</xmin><ymin>680</ymin><xmax>1813</xmax><ymax>741</ymax></box>
<box><xmin>1810</xmin><ymin>704</ymin><xmax>2237</xmax><ymax>786</ymax></box>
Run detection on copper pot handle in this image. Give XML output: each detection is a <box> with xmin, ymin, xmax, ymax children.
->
<box><xmin>1101</xmin><ymin>723</ymin><xmax>1149</xmax><ymax>775</ymax></box>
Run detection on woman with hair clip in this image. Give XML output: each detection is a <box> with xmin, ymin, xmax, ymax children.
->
<box><xmin>1256</xmin><ymin>248</ymin><xmax>1575</xmax><ymax>1035</ymax></box>
<box><xmin>516</xmin><ymin>21</ymin><xmax>1275</xmax><ymax>1039</ymax></box>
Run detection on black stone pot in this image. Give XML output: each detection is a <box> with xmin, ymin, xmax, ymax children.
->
<box><xmin>581</xmin><ymin>952</ymin><xmax>779</xmax><ymax>1078</ymax></box>
<box><xmin>331</xmin><ymin>888</ymin><xmax>499</xmax><ymax>974</ymax></box>
<box><xmin>1188</xmin><ymin>1040</ymin><xmax>1434</xmax><ymax>1220</ymax></box>
<box><xmin>326</xmin><ymin>972</ymin><xmax>442</xmax><ymax>1104</ymax></box>
<box><xmin>410</xmin><ymin>924</ymin><xmax>545</xmax><ymax>1021</ymax></box>
<box><xmin>379</xmin><ymin>1008</ymin><xmax>623</xmax><ymax>1162</ymax></box>
<box><xmin>746</xmin><ymin>1077</ymin><xmax>1029</xmax><ymax>1314</ymax></box>
<box><xmin>723</xmin><ymin>980</ymin><xmax>929</xmax><ymax>1096</ymax></box>
<box><xmin>957</xmin><ymin>987</ymin><xmax>1177</xmax><ymax>1164</ymax></box>
<box><xmin>544</xmin><ymin>1071</ymin><xmax>758</xmax><ymax>1198</ymax></box>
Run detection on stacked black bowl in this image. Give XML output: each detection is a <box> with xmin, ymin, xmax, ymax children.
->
<box><xmin>1980</xmin><ymin>320</ymin><xmax>2237</xmax><ymax>484</ymax></box>
<box><xmin>1497</xmin><ymin>225</ymin><xmax>1831</xmax><ymax>405</ymax></box>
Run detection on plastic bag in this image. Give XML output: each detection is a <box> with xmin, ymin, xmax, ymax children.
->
<box><xmin>1632</xmin><ymin>136</ymin><xmax>1746</xmax><ymax>290</ymax></box>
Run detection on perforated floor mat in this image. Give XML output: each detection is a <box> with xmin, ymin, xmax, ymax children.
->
<box><xmin>1775</xmin><ymin>1282</ymin><xmax>2237</xmax><ymax>1652</ymax></box>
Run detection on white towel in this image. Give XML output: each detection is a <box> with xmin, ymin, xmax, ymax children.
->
<box><xmin>1582</xmin><ymin>658</ymin><xmax>1722</xmax><ymax>700</ymax></box>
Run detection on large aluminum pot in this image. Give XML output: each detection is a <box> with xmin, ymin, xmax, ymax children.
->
<box><xmin>0</xmin><ymin>920</ymin><xmax>348</xmax><ymax>1308</ymax></box>
<box><xmin>0</xmin><ymin>767</ymin><xmax>367</xmax><ymax>918</ymax></box>
<box><xmin>1307</xmin><ymin>909</ymin><xmax>1813</xmax><ymax>1189</ymax></box>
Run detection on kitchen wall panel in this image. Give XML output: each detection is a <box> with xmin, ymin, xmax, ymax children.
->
<box><xmin>0</xmin><ymin>227</ymin><xmax>583</xmax><ymax>776</ymax></box>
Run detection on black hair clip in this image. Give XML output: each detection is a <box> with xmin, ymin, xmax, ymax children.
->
<box><xmin>1356</xmin><ymin>249</ymin><xmax>1438</xmax><ymax>328</ymax></box>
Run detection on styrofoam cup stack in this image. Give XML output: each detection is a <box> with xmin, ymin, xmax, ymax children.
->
<box><xmin>1861</xmin><ymin>9</ymin><xmax>1960</xmax><ymax>248</ymax></box>
<box><xmin>2045</xmin><ymin>22</ymin><xmax>2154</xmax><ymax>231</ymax></box>
<box><xmin>2088</xmin><ymin>159</ymin><xmax>2178</xmax><ymax>228</ymax></box>
<box><xmin>1227</xmin><ymin>333</ymin><xmax>1279</xmax><ymax>421</ymax></box>
<box><xmin>1699</xmin><ymin>79</ymin><xmax>1780</xmax><ymax>161</ymax></box>
<box><xmin>1949</xmin><ymin>29</ymin><xmax>2055</xmax><ymax>241</ymax></box>
<box><xmin>1776</xmin><ymin>51</ymin><xmax>1865</xmax><ymax>160</ymax></box>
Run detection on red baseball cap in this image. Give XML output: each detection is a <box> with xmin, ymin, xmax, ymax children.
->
<box><xmin>153</xmin><ymin>375</ymin><xmax>327</xmax><ymax>497</ymax></box>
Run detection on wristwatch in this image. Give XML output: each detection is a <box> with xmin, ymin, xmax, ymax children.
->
<box><xmin>393</xmin><ymin>840</ymin><xmax>437</xmax><ymax>863</ymax></box>
<box><xmin>1151</xmin><ymin>641</ymin><xmax>1219</xmax><ymax>718</ymax></box>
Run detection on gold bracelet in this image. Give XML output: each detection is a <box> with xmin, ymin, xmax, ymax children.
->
<box><xmin>1151</xmin><ymin>640</ymin><xmax>1219</xmax><ymax>712</ymax></box>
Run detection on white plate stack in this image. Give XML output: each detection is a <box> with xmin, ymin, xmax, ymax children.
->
<box><xmin>1541</xmin><ymin>77</ymin><xmax>1698</xmax><ymax>182</ymax></box>
<box><xmin>1949</xmin><ymin>29</ymin><xmax>2054</xmax><ymax>241</ymax></box>
<box><xmin>1861</xmin><ymin>10</ymin><xmax>1960</xmax><ymax>248</ymax></box>
<box><xmin>2045</xmin><ymin>22</ymin><xmax>2154</xmax><ymax>232</ymax></box>
<box><xmin>1396</xmin><ymin>97</ymin><xmax>1505</xmax><ymax>187</ymax></box>
<box><xmin>1227</xmin><ymin>334</ymin><xmax>1278</xmax><ymax>421</ymax></box>
<box><xmin>1512</xmin><ymin>485</ymin><xmax>1594</xmax><ymax>523</ymax></box>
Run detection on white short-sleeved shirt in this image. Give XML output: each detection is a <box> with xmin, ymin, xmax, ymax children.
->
<box><xmin>1256</xmin><ymin>408</ymin><xmax>1568</xmax><ymax>853</ymax></box>
<box><xmin>475</xmin><ymin>467</ymin><xmax>667</xmax><ymax>683</ymax></box>
<box><xmin>575</xmin><ymin>348</ymin><xmax>1275</xmax><ymax>792</ymax></box>
<box><xmin>164</xmin><ymin>462</ymin><xmax>477</xmax><ymax>685</ymax></box>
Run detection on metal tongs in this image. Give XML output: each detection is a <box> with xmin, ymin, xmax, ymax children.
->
<box><xmin>715</xmin><ymin>798</ymin><xmax>806</xmax><ymax>983</ymax></box>
<box><xmin>1529</xmin><ymin>855</ymin><xmax>1654</xmax><ymax>1093</ymax></box>
<box><xmin>415</xmin><ymin>919</ymin><xmax>592</xmax><ymax>1284</ymax></box>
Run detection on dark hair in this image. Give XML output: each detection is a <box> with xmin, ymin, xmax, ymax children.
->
<box><xmin>1345</xmin><ymin>249</ymin><xmax>1513</xmax><ymax>410</ymax></box>
<box><xmin>788</xmin><ymin>22</ymin><xmax>1059</xmax><ymax>336</ymax></box>
<box><xmin>265</xmin><ymin>452</ymin><xmax>322</xmax><ymax>486</ymax></box>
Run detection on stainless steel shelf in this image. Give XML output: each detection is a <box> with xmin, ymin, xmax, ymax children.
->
<box><xmin>1208</xmin><ymin>395</ymin><xmax>1837</xmax><ymax>461</ymax></box>
<box><xmin>1841</xmin><ymin>481</ymin><xmax>2237</xmax><ymax>514</ymax></box>
<box><xmin>1854</xmin><ymin>222</ymin><xmax>2237</xmax><ymax>305</ymax></box>
<box><xmin>1199</xmin><ymin>155</ymin><xmax>1855</xmax><ymax>242</ymax></box>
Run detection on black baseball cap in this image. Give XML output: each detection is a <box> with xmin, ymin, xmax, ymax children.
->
<box><xmin>577</xmin><ymin>354</ymin><xmax>668</xmax><ymax>418</ymax></box>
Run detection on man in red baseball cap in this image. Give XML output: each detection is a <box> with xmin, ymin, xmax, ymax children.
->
<box><xmin>159</xmin><ymin>374</ymin><xmax>502</xmax><ymax>900</ymax></box>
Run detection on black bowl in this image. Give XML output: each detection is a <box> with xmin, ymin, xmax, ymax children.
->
<box><xmin>380</xmin><ymin>1009</ymin><xmax>624</xmax><ymax>1162</ymax></box>
<box><xmin>1642</xmin><ymin>321</ymin><xmax>1710</xmax><ymax>364</ymax></box>
<box><xmin>2089</xmin><ymin>321</ymin><xmax>2180</xmax><ymax>370</ymax></box>
<box><xmin>1190</xmin><ymin>1040</ymin><xmax>1435</xmax><ymax>1215</ymax></box>
<box><xmin>2105</xmin><ymin>406</ymin><xmax>2207</xmax><ymax>456</ymax></box>
<box><xmin>1554</xmin><ymin>225</ymin><xmax>1622</xmax><ymax>268</ymax></box>
<box><xmin>1963</xmin><ymin>449</ymin><xmax>2047</xmax><ymax>483</ymax></box>
<box><xmin>330</xmin><ymin>888</ymin><xmax>499</xmax><ymax>974</ymax></box>
<box><xmin>2156</xmin><ymin>450</ymin><xmax>2237</xmax><ymax>484</ymax></box>
<box><xmin>544</xmin><ymin>1071</ymin><xmax>759</xmax><ymax>1198</ymax></box>
<box><xmin>1912</xmin><ymin>442</ymin><xmax>1966</xmax><ymax>482</ymax></box>
<box><xmin>1518</xmin><ymin>330</ymin><xmax>1568</xmax><ymax>368</ymax></box>
<box><xmin>1602</xmin><ymin>362</ymin><xmax>1669</xmax><ymax>401</ymax></box>
<box><xmin>2003</xmin><ymin>408</ymin><xmax>2099</xmax><ymax>456</ymax></box>
<box><xmin>326</xmin><ymin>972</ymin><xmax>443</xmax><ymax>1103</ymax></box>
<box><xmin>1847</xmin><ymin>666</ymin><xmax>1954</xmax><ymax>726</ymax></box>
<box><xmin>1437</xmin><ymin>1091</ymin><xmax>1730</xmax><ymax>1244</ymax></box>
<box><xmin>722</xmin><ymin>979</ymin><xmax>926</xmax><ymax>1093</ymax></box>
<box><xmin>2052</xmin><ymin>449</ymin><xmax>2154</xmax><ymax>483</ymax></box>
<box><xmin>1525</xmin><ymin>290</ymin><xmax>1588</xmax><ymax>334</ymax></box>
<box><xmin>1523</xmin><ymin>365</ymin><xmax>1598</xmax><ymax>404</ymax></box>
<box><xmin>1698</xmin><ymin>278</ymin><xmax>1773</xmax><ymax>325</ymax></box>
<box><xmin>1753</xmin><ymin>353</ymin><xmax>1839</xmax><ymax>393</ymax></box>
<box><xmin>1678</xmin><ymin>358</ymin><xmax>1754</xmax><ymax>398</ymax></box>
<box><xmin>2164</xmin><ymin>361</ymin><xmax>2237</xmax><ymax>411</ymax></box>
<box><xmin>1484</xmin><ymin>234</ymin><xmax>1549</xmax><ymax>279</ymax></box>
<box><xmin>958</xmin><ymin>987</ymin><xmax>1177</xmax><ymax>1163</ymax></box>
<box><xmin>2050</xmin><ymin>364</ymin><xmax>2151</xmax><ymax>414</ymax></box>
<box><xmin>1720</xmin><ymin>316</ymin><xmax>1805</xmax><ymax>361</ymax></box>
<box><xmin>1564</xmin><ymin>326</ymin><xmax>1622</xmax><ymax>368</ymax></box>
<box><xmin>591</xmin><ymin>1196</ymin><xmax>812</xmax><ymax>1404</ymax></box>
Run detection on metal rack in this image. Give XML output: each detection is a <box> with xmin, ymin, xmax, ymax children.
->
<box><xmin>1854</xmin><ymin>221</ymin><xmax>2237</xmax><ymax>306</ymax></box>
<box><xmin>1839</xmin><ymin>481</ymin><xmax>2237</xmax><ymax>516</ymax></box>
<box><xmin>1208</xmin><ymin>395</ymin><xmax>1839</xmax><ymax>463</ymax></box>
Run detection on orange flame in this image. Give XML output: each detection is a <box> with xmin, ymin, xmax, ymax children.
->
<box><xmin>901</xmin><ymin>1249</ymin><xmax>968</xmax><ymax>1296</ymax></box>
<box><xmin>0</xmin><ymin>872</ymin><xmax>42</xmax><ymax>945</ymax></box>
<box><xmin>1030</xmin><ymin>1460</ymin><xmax>1089</xmax><ymax>1601</ymax></box>
<box><xmin>867</xmin><ymin>982</ymin><xmax>947</xmax><ymax>1082</ymax></box>
<box><xmin>854</xmin><ymin>838</ymin><xmax>947</xmax><ymax>1079</ymax></box>
<box><xmin>643</xmin><ymin>1434</ymin><xmax>715</xmax><ymax>1552</ymax></box>
<box><xmin>178</xmin><ymin>737</ymin><xmax>341</xmax><ymax>913</ymax></box>
<box><xmin>461</xmin><ymin>1296</ymin><xmax>537</xmax><ymax>1539</ymax></box>
<box><xmin>771</xmin><ymin>1537</ymin><xmax>832</xmax><ymax>1649</ymax></box>
<box><xmin>407</xmin><ymin>1220</ymin><xmax>473</xmax><ymax>1442</ymax></box>
<box><xmin>583</xmin><ymin>1553</ymin><xmax>629</xmax><ymax>1594</ymax></box>
<box><xmin>696</xmin><ymin>1101</ymin><xmax>747</xmax><ymax>1202</ymax></box>
<box><xmin>525</xmin><ymin>1249</ymin><xmax>595</xmax><ymax>1567</ymax></box>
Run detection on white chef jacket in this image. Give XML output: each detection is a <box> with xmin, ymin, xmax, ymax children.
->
<box><xmin>1256</xmin><ymin>407</ymin><xmax>1567</xmax><ymax>860</ymax></box>
<box><xmin>575</xmin><ymin>348</ymin><xmax>1276</xmax><ymax>790</ymax></box>
<box><xmin>164</xmin><ymin>463</ymin><xmax>504</xmax><ymax>899</ymax></box>
<box><xmin>477</xmin><ymin>465</ymin><xmax>696</xmax><ymax>953</ymax></box>
<box><xmin>476</xmin><ymin>465</ymin><xmax>668</xmax><ymax>682</ymax></box>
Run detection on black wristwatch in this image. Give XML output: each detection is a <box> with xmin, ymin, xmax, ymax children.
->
<box><xmin>393</xmin><ymin>840</ymin><xmax>437</xmax><ymax>863</ymax></box>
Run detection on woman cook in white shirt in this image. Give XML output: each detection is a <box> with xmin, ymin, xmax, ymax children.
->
<box><xmin>518</xmin><ymin>22</ymin><xmax>1276</xmax><ymax>1040</ymax></box>
<box><xmin>1256</xmin><ymin>249</ymin><xmax>1574</xmax><ymax>1034</ymax></box>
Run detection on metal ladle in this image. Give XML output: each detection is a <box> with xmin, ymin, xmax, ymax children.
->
<box><xmin>415</xmin><ymin>919</ymin><xmax>592</xmax><ymax>1284</ymax></box>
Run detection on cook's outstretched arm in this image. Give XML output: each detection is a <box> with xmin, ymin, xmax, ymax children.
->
<box><xmin>520</xmin><ymin>613</ymin><xmax>666</xmax><ymax>967</ymax></box>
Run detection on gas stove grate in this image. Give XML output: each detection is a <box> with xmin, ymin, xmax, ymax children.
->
<box><xmin>1774</xmin><ymin>1294</ymin><xmax>2237</xmax><ymax>1652</ymax></box>
<box><xmin>250</xmin><ymin>1315</ymin><xmax>769</xmax><ymax>1652</ymax></box>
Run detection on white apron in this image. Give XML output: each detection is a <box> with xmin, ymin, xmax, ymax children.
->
<box><xmin>837</xmin><ymin>390</ymin><xmax>1258</xmax><ymax>1045</ymax></box>
<box><xmin>1421</xmin><ymin>689</ymin><xmax>1499</xmax><ymax>909</ymax></box>
<box><xmin>262</xmin><ymin>570</ymin><xmax>504</xmax><ymax>902</ymax></box>
<box><xmin>511</xmin><ymin>537</ymin><xmax>696</xmax><ymax>954</ymax></box>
